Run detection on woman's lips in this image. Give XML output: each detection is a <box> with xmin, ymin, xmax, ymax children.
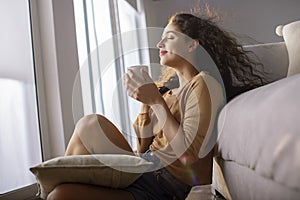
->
<box><xmin>160</xmin><ymin>50</ymin><xmax>168</xmax><ymax>56</ymax></box>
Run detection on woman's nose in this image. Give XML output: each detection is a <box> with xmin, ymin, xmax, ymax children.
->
<box><xmin>156</xmin><ymin>39</ymin><xmax>164</xmax><ymax>49</ymax></box>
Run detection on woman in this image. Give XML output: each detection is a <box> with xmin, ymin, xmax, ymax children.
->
<box><xmin>47</xmin><ymin>13</ymin><xmax>266</xmax><ymax>200</ymax></box>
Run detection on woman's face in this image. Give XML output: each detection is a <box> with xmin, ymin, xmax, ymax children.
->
<box><xmin>157</xmin><ymin>23</ymin><xmax>192</xmax><ymax>67</ymax></box>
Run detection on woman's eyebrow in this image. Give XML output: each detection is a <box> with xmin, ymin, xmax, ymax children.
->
<box><xmin>161</xmin><ymin>30</ymin><xmax>178</xmax><ymax>38</ymax></box>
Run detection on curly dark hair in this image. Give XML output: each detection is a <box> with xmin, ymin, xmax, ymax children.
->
<box><xmin>160</xmin><ymin>13</ymin><xmax>268</xmax><ymax>101</ymax></box>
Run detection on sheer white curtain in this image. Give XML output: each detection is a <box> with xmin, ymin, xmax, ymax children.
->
<box><xmin>73</xmin><ymin>0</ymin><xmax>148</xmax><ymax>150</ymax></box>
<box><xmin>0</xmin><ymin>0</ymin><xmax>42</xmax><ymax>194</ymax></box>
<box><xmin>0</xmin><ymin>80</ymin><xmax>41</xmax><ymax>193</ymax></box>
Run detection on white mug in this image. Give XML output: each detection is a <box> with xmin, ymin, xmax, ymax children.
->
<box><xmin>127</xmin><ymin>65</ymin><xmax>149</xmax><ymax>81</ymax></box>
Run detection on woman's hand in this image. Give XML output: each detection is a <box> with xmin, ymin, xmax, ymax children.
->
<box><xmin>123</xmin><ymin>68</ymin><xmax>163</xmax><ymax>105</ymax></box>
<box><xmin>140</xmin><ymin>103</ymin><xmax>150</xmax><ymax>113</ymax></box>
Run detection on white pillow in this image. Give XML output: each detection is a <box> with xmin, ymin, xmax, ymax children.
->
<box><xmin>276</xmin><ymin>20</ymin><xmax>300</xmax><ymax>77</ymax></box>
<box><xmin>30</xmin><ymin>154</ymin><xmax>153</xmax><ymax>199</ymax></box>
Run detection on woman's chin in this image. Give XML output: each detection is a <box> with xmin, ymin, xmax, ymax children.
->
<box><xmin>160</xmin><ymin>58</ymin><xmax>172</xmax><ymax>67</ymax></box>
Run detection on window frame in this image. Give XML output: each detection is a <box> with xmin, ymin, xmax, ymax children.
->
<box><xmin>0</xmin><ymin>0</ymin><xmax>79</xmax><ymax>198</ymax></box>
<box><xmin>0</xmin><ymin>0</ymin><xmax>46</xmax><ymax>199</ymax></box>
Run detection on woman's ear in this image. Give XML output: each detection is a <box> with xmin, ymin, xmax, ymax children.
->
<box><xmin>188</xmin><ymin>39</ymin><xmax>199</xmax><ymax>53</ymax></box>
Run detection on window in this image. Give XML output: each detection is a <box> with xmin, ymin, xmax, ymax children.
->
<box><xmin>0</xmin><ymin>0</ymin><xmax>42</xmax><ymax>196</ymax></box>
<box><xmin>73</xmin><ymin>0</ymin><xmax>149</xmax><ymax>151</ymax></box>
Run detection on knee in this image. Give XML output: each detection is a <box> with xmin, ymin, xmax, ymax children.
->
<box><xmin>75</xmin><ymin>114</ymin><xmax>102</xmax><ymax>133</ymax></box>
<box><xmin>66</xmin><ymin>114</ymin><xmax>108</xmax><ymax>155</ymax></box>
<box><xmin>76</xmin><ymin>114</ymin><xmax>111</xmax><ymax>133</ymax></box>
<box><xmin>95</xmin><ymin>114</ymin><xmax>112</xmax><ymax>126</ymax></box>
<box><xmin>47</xmin><ymin>184</ymin><xmax>73</xmax><ymax>200</ymax></box>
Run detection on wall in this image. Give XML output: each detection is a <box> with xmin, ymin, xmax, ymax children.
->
<box><xmin>143</xmin><ymin>0</ymin><xmax>300</xmax><ymax>71</ymax></box>
<box><xmin>143</xmin><ymin>0</ymin><xmax>300</xmax><ymax>44</ymax></box>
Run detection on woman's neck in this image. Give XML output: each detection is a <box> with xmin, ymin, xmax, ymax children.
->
<box><xmin>175</xmin><ymin>64</ymin><xmax>199</xmax><ymax>89</ymax></box>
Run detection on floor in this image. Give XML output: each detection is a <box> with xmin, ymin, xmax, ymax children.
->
<box><xmin>28</xmin><ymin>185</ymin><xmax>226</xmax><ymax>200</ymax></box>
<box><xmin>30</xmin><ymin>194</ymin><xmax>225</xmax><ymax>200</ymax></box>
<box><xmin>185</xmin><ymin>185</ymin><xmax>226</xmax><ymax>200</ymax></box>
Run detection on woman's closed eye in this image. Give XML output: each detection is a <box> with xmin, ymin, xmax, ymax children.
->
<box><xmin>166</xmin><ymin>33</ymin><xmax>176</xmax><ymax>39</ymax></box>
<box><xmin>162</xmin><ymin>32</ymin><xmax>176</xmax><ymax>40</ymax></box>
<box><xmin>161</xmin><ymin>36</ymin><xmax>174</xmax><ymax>41</ymax></box>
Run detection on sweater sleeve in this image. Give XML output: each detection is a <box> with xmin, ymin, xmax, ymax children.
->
<box><xmin>169</xmin><ymin>77</ymin><xmax>212</xmax><ymax>164</ymax></box>
<box><xmin>133</xmin><ymin>110</ymin><xmax>161</xmax><ymax>153</ymax></box>
<box><xmin>133</xmin><ymin>112</ymin><xmax>153</xmax><ymax>138</ymax></box>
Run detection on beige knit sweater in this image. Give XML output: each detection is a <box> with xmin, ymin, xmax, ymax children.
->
<box><xmin>133</xmin><ymin>71</ymin><xmax>225</xmax><ymax>186</ymax></box>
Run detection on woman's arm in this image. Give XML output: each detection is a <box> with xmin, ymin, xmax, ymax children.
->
<box><xmin>124</xmin><ymin>69</ymin><xmax>209</xmax><ymax>161</ymax></box>
<box><xmin>133</xmin><ymin>106</ymin><xmax>155</xmax><ymax>153</ymax></box>
<box><xmin>123</xmin><ymin>69</ymin><xmax>160</xmax><ymax>153</ymax></box>
<box><xmin>152</xmin><ymin>78</ymin><xmax>211</xmax><ymax>165</ymax></box>
<box><xmin>136</xmin><ymin>104</ymin><xmax>153</xmax><ymax>153</ymax></box>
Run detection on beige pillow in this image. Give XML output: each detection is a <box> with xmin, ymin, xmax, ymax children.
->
<box><xmin>30</xmin><ymin>154</ymin><xmax>153</xmax><ymax>199</ymax></box>
<box><xmin>276</xmin><ymin>20</ymin><xmax>300</xmax><ymax>77</ymax></box>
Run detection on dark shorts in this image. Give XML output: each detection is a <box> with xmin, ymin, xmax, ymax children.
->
<box><xmin>125</xmin><ymin>150</ymin><xmax>192</xmax><ymax>200</ymax></box>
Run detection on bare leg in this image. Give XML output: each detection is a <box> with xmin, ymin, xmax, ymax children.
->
<box><xmin>65</xmin><ymin>114</ymin><xmax>134</xmax><ymax>155</ymax></box>
<box><xmin>47</xmin><ymin>183</ymin><xmax>134</xmax><ymax>200</ymax></box>
<box><xmin>65</xmin><ymin>129</ymin><xmax>90</xmax><ymax>155</ymax></box>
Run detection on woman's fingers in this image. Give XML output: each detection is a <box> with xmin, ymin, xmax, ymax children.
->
<box><xmin>123</xmin><ymin>69</ymin><xmax>159</xmax><ymax>103</ymax></box>
<box><xmin>124</xmin><ymin>69</ymin><xmax>153</xmax><ymax>91</ymax></box>
<box><xmin>125</xmin><ymin>70</ymin><xmax>140</xmax><ymax>86</ymax></box>
<box><xmin>123</xmin><ymin>74</ymin><xmax>135</xmax><ymax>97</ymax></box>
<box><xmin>141</xmin><ymin>68</ymin><xmax>153</xmax><ymax>82</ymax></box>
<box><xmin>123</xmin><ymin>72</ymin><xmax>142</xmax><ymax>99</ymax></box>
